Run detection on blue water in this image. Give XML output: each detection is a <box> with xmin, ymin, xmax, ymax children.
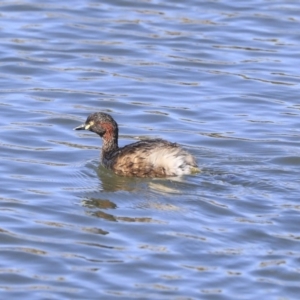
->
<box><xmin>0</xmin><ymin>0</ymin><xmax>300</xmax><ymax>299</ymax></box>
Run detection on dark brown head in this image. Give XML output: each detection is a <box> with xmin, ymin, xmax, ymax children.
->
<box><xmin>74</xmin><ymin>112</ymin><xmax>119</xmax><ymax>143</ymax></box>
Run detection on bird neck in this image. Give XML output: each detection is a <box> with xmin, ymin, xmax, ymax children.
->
<box><xmin>95</xmin><ymin>121</ymin><xmax>119</xmax><ymax>163</ymax></box>
<box><xmin>102</xmin><ymin>136</ymin><xmax>118</xmax><ymax>154</ymax></box>
<box><xmin>101</xmin><ymin>126</ymin><xmax>119</xmax><ymax>160</ymax></box>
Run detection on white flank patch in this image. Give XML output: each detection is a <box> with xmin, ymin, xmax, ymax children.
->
<box><xmin>147</xmin><ymin>147</ymin><xmax>196</xmax><ymax>176</ymax></box>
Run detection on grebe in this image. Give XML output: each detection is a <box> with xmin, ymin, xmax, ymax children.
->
<box><xmin>74</xmin><ymin>112</ymin><xmax>199</xmax><ymax>177</ymax></box>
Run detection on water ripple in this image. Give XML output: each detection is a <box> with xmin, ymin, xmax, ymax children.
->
<box><xmin>0</xmin><ymin>0</ymin><xmax>300</xmax><ymax>299</ymax></box>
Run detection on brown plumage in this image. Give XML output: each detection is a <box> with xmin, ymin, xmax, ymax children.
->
<box><xmin>74</xmin><ymin>112</ymin><xmax>199</xmax><ymax>177</ymax></box>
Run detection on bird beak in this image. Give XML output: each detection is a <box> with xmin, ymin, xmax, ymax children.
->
<box><xmin>74</xmin><ymin>120</ymin><xmax>94</xmax><ymax>131</ymax></box>
<box><xmin>74</xmin><ymin>123</ymin><xmax>87</xmax><ymax>130</ymax></box>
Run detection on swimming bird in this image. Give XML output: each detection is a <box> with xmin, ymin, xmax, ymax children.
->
<box><xmin>74</xmin><ymin>112</ymin><xmax>198</xmax><ymax>177</ymax></box>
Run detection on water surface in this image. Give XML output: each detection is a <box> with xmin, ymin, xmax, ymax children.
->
<box><xmin>0</xmin><ymin>0</ymin><xmax>300</xmax><ymax>299</ymax></box>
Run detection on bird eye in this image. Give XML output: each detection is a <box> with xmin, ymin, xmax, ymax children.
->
<box><xmin>84</xmin><ymin>120</ymin><xmax>95</xmax><ymax>130</ymax></box>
